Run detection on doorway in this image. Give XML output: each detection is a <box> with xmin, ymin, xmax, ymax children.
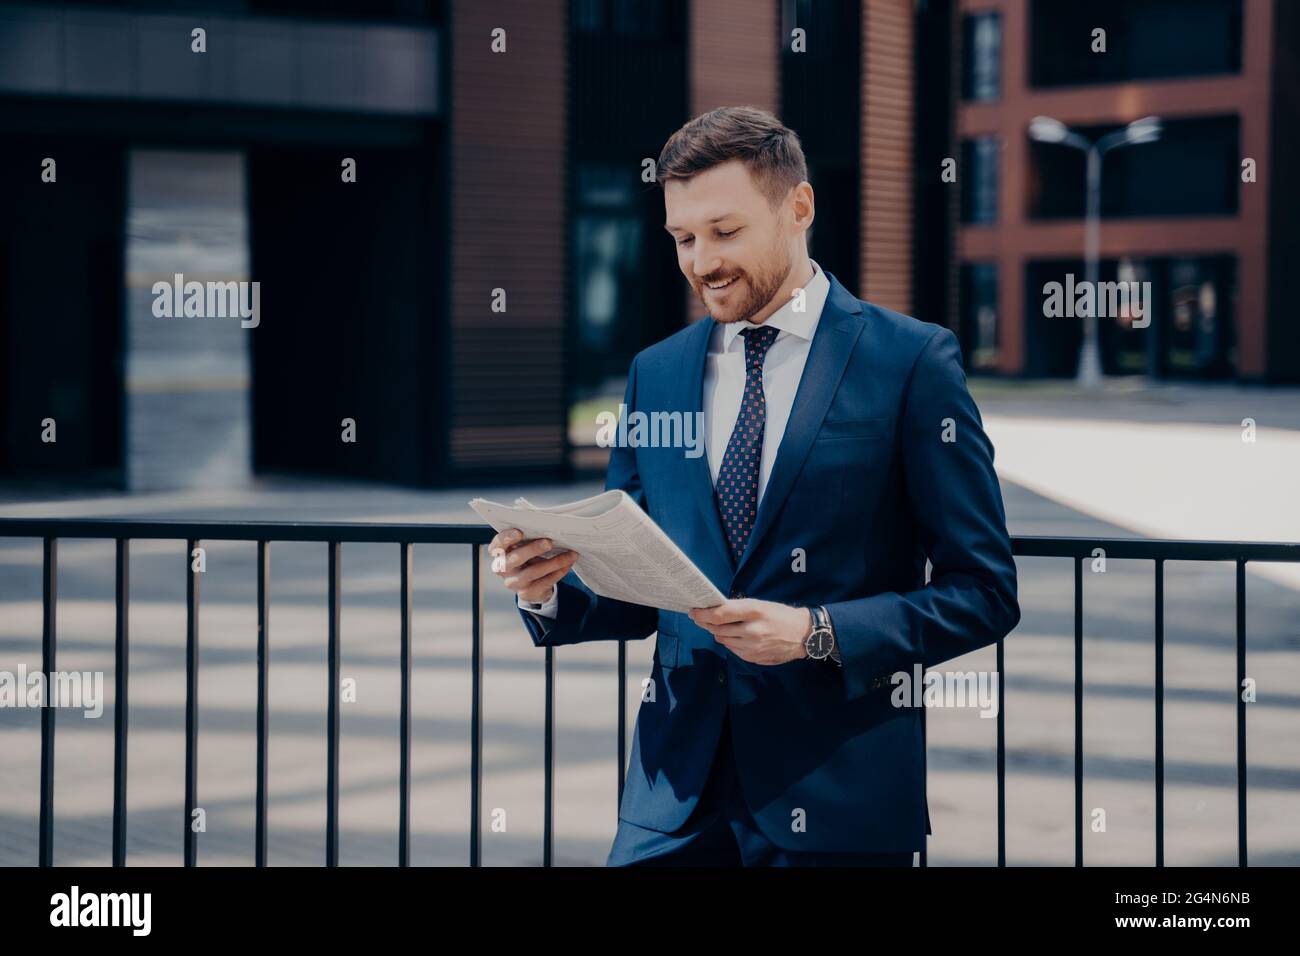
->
<box><xmin>125</xmin><ymin>149</ymin><xmax>252</xmax><ymax>491</ymax></box>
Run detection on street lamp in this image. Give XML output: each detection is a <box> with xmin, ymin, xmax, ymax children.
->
<box><xmin>1029</xmin><ymin>115</ymin><xmax>1163</xmax><ymax>388</ymax></box>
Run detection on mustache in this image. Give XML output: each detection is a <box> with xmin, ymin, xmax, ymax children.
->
<box><xmin>699</xmin><ymin>272</ymin><xmax>742</xmax><ymax>285</ymax></box>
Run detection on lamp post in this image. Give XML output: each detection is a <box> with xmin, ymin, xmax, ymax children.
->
<box><xmin>1028</xmin><ymin>115</ymin><xmax>1162</xmax><ymax>388</ymax></box>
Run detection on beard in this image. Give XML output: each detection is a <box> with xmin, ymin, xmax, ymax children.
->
<box><xmin>696</xmin><ymin>242</ymin><xmax>792</xmax><ymax>325</ymax></box>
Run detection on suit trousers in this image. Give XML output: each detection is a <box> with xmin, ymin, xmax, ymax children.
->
<box><xmin>607</xmin><ymin>710</ymin><xmax>915</xmax><ymax>867</ymax></box>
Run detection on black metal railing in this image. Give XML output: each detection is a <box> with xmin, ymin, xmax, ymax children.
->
<box><xmin>0</xmin><ymin>518</ymin><xmax>1296</xmax><ymax>867</ymax></box>
<box><xmin>1000</xmin><ymin>537</ymin><xmax>1300</xmax><ymax>869</ymax></box>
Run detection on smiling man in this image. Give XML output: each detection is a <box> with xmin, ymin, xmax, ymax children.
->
<box><xmin>489</xmin><ymin>106</ymin><xmax>1020</xmax><ymax>866</ymax></box>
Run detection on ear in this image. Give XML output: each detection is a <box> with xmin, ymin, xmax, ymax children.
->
<box><xmin>788</xmin><ymin>181</ymin><xmax>814</xmax><ymax>231</ymax></box>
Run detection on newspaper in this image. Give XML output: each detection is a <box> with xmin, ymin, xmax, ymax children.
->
<box><xmin>468</xmin><ymin>490</ymin><xmax>725</xmax><ymax>612</ymax></box>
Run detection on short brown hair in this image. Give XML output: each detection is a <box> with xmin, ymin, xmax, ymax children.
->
<box><xmin>656</xmin><ymin>106</ymin><xmax>808</xmax><ymax>210</ymax></box>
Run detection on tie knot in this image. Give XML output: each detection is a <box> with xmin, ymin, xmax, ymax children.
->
<box><xmin>740</xmin><ymin>325</ymin><xmax>780</xmax><ymax>365</ymax></box>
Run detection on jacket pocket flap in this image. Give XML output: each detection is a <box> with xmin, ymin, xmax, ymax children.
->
<box><xmin>816</xmin><ymin>416</ymin><xmax>892</xmax><ymax>441</ymax></box>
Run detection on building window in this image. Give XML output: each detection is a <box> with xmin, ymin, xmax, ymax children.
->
<box><xmin>575</xmin><ymin>0</ymin><xmax>673</xmax><ymax>37</ymax></box>
<box><xmin>1163</xmin><ymin>256</ymin><xmax>1236</xmax><ymax>377</ymax></box>
<box><xmin>574</xmin><ymin>0</ymin><xmax>605</xmax><ymax>31</ymax></box>
<box><xmin>960</xmin><ymin>263</ymin><xmax>1000</xmax><ymax>371</ymax></box>
<box><xmin>961</xmin><ymin>12</ymin><xmax>1001</xmax><ymax>102</ymax></box>
<box><xmin>961</xmin><ymin>137</ymin><xmax>999</xmax><ymax>224</ymax></box>
<box><xmin>1028</xmin><ymin>116</ymin><xmax>1239</xmax><ymax>220</ymax></box>
<box><xmin>1024</xmin><ymin>256</ymin><xmax>1236</xmax><ymax>378</ymax></box>
<box><xmin>781</xmin><ymin>0</ymin><xmax>862</xmax><ymax>282</ymax></box>
<box><xmin>782</xmin><ymin>0</ymin><xmax>838</xmax><ymax>61</ymax></box>
<box><xmin>1030</xmin><ymin>0</ymin><xmax>1241</xmax><ymax>87</ymax></box>
<box><xmin>248</xmin><ymin>0</ymin><xmax>442</xmax><ymax>22</ymax></box>
<box><xmin>568</xmin><ymin>163</ymin><xmax>646</xmax><ymax>468</ymax></box>
<box><xmin>573</xmin><ymin>164</ymin><xmax>643</xmax><ymax>364</ymax></box>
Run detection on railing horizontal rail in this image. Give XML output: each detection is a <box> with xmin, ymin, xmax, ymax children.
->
<box><xmin>3</xmin><ymin>521</ymin><xmax>1296</xmax><ymax>561</ymax></box>
<box><xmin>0</xmin><ymin>518</ymin><xmax>495</xmax><ymax>545</ymax></box>
<box><xmin>1011</xmin><ymin>535</ymin><xmax>1300</xmax><ymax>562</ymax></box>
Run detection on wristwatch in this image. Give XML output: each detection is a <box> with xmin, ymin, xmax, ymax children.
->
<box><xmin>804</xmin><ymin>605</ymin><xmax>840</xmax><ymax>665</ymax></box>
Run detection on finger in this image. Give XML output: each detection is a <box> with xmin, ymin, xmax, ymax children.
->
<box><xmin>499</xmin><ymin>538</ymin><xmax>554</xmax><ymax>573</ymax></box>
<box><xmin>691</xmin><ymin>600</ymin><xmax>756</xmax><ymax>625</ymax></box>
<box><xmin>525</xmin><ymin>558</ymin><xmax>578</xmax><ymax>592</ymax></box>
<box><xmin>517</xmin><ymin>548</ymin><xmax>577</xmax><ymax>572</ymax></box>
<box><xmin>504</xmin><ymin>551</ymin><xmax>578</xmax><ymax>591</ymax></box>
<box><xmin>488</xmin><ymin>528</ymin><xmax>524</xmax><ymax>557</ymax></box>
<box><xmin>688</xmin><ymin>601</ymin><xmax>736</xmax><ymax>625</ymax></box>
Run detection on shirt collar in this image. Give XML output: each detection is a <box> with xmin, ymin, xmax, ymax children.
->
<box><xmin>719</xmin><ymin>258</ymin><xmax>830</xmax><ymax>353</ymax></box>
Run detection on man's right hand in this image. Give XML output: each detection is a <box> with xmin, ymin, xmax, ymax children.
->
<box><xmin>489</xmin><ymin>528</ymin><xmax>580</xmax><ymax>603</ymax></box>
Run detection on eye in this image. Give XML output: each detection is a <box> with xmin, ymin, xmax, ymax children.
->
<box><xmin>676</xmin><ymin>236</ymin><xmax>693</xmax><ymax>246</ymax></box>
<box><xmin>719</xmin><ymin>228</ymin><xmax>739</xmax><ymax>239</ymax></box>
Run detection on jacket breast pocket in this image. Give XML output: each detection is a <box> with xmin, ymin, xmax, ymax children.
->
<box><xmin>797</xmin><ymin>417</ymin><xmax>894</xmax><ymax>521</ymax></box>
<box><xmin>814</xmin><ymin>416</ymin><xmax>892</xmax><ymax>442</ymax></box>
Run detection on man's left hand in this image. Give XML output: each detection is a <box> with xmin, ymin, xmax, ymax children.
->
<box><xmin>688</xmin><ymin>599</ymin><xmax>811</xmax><ymax>665</ymax></box>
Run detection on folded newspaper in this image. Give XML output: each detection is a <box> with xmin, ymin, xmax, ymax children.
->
<box><xmin>468</xmin><ymin>490</ymin><xmax>726</xmax><ymax>613</ymax></box>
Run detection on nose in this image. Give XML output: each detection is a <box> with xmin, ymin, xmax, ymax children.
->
<box><xmin>689</xmin><ymin>240</ymin><xmax>721</xmax><ymax>281</ymax></box>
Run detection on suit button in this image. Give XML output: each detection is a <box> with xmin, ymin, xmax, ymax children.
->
<box><xmin>717</xmin><ymin>672</ymin><xmax>726</xmax><ymax>685</ymax></box>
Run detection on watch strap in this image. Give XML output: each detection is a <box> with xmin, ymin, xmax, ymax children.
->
<box><xmin>817</xmin><ymin>605</ymin><xmax>842</xmax><ymax>666</ymax></box>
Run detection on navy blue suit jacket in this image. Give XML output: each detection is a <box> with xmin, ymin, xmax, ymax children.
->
<box><xmin>517</xmin><ymin>270</ymin><xmax>1020</xmax><ymax>853</ymax></box>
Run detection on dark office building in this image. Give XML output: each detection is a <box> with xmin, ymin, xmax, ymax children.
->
<box><xmin>0</xmin><ymin>0</ymin><xmax>447</xmax><ymax>488</ymax></box>
<box><xmin>18</xmin><ymin>2</ymin><xmax>1282</xmax><ymax>491</ymax></box>
<box><xmin>0</xmin><ymin>0</ymin><xmax>936</xmax><ymax>489</ymax></box>
<box><xmin>952</xmin><ymin>0</ymin><xmax>1300</xmax><ymax>381</ymax></box>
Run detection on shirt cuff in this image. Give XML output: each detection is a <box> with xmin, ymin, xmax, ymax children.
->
<box><xmin>517</xmin><ymin>585</ymin><xmax>559</xmax><ymax>619</ymax></box>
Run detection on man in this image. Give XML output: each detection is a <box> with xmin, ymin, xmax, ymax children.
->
<box><xmin>489</xmin><ymin>106</ymin><xmax>1020</xmax><ymax>866</ymax></box>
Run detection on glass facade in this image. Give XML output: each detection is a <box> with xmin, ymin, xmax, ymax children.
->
<box><xmin>567</xmin><ymin>0</ymin><xmax>688</xmax><ymax>471</ymax></box>
<box><xmin>576</xmin><ymin>0</ymin><xmax>677</xmax><ymax>36</ymax></box>
<box><xmin>573</xmin><ymin>163</ymin><xmax>646</xmax><ymax>382</ymax></box>
<box><xmin>1023</xmin><ymin>256</ymin><xmax>1236</xmax><ymax>378</ymax></box>
<box><xmin>961</xmin><ymin>12</ymin><xmax>1001</xmax><ymax>102</ymax></box>
<box><xmin>961</xmin><ymin>137</ymin><xmax>999</xmax><ymax>224</ymax></box>
<box><xmin>960</xmin><ymin>263</ymin><xmax>999</xmax><ymax>371</ymax></box>
<box><xmin>1028</xmin><ymin>116</ymin><xmax>1240</xmax><ymax>220</ymax></box>
<box><xmin>1163</xmin><ymin>256</ymin><xmax>1237</xmax><ymax>377</ymax></box>
<box><xmin>1030</xmin><ymin>0</ymin><xmax>1242</xmax><ymax>87</ymax></box>
<box><xmin>781</xmin><ymin>0</ymin><xmax>862</xmax><ymax>288</ymax></box>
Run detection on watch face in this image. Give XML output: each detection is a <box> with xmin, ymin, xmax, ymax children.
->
<box><xmin>807</xmin><ymin>629</ymin><xmax>833</xmax><ymax>658</ymax></box>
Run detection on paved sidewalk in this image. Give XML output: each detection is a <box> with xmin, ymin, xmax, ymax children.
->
<box><xmin>2</xmin><ymin>381</ymin><xmax>1297</xmax><ymax>866</ymax></box>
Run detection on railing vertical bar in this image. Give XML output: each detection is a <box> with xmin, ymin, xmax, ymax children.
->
<box><xmin>919</xmin><ymin>688</ymin><xmax>928</xmax><ymax>868</ymax></box>
<box><xmin>1154</xmin><ymin>558</ymin><xmax>1164</xmax><ymax>868</ymax></box>
<box><xmin>544</xmin><ymin>645</ymin><xmax>555</xmax><ymax>867</ymax></box>
<box><xmin>184</xmin><ymin>538</ymin><xmax>200</xmax><ymax>867</ymax></box>
<box><xmin>996</xmin><ymin>636</ymin><xmax>1006</xmax><ymax>867</ymax></box>
<box><xmin>38</xmin><ymin>537</ymin><xmax>57</xmax><ymax>868</ymax></box>
<box><xmin>1236</xmin><ymin>558</ymin><xmax>1247</xmax><ymax>867</ymax></box>
<box><xmin>112</xmin><ymin>538</ymin><xmax>129</xmax><ymax>867</ymax></box>
<box><xmin>399</xmin><ymin>542</ymin><xmax>413</xmax><ymax>868</ymax></box>
<box><xmin>470</xmin><ymin>543</ymin><xmax>484</xmax><ymax>867</ymax></box>
<box><xmin>1074</xmin><ymin>555</ymin><xmax>1083</xmax><ymax>868</ymax></box>
<box><xmin>326</xmin><ymin>541</ymin><xmax>341</xmax><ymax>867</ymax></box>
<box><xmin>617</xmin><ymin>640</ymin><xmax>627</xmax><ymax>810</ymax></box>
<box><xmin>255</xmin><ymin>540</ymin><xmax>270</xmax><ymax>868</ymax></box>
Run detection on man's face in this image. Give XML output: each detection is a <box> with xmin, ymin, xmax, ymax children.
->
<box><xmin>663</xmin><ymin>159</ymin><xmax>801</xmax><ymax>325</ymax></box>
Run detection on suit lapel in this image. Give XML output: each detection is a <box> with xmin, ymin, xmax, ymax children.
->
<box><xmin>733</xmin><ymin>272</ymin><xmax>865</xmax><ymax>581</ymax></box>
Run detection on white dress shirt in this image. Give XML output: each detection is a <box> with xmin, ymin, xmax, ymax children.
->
<box><xmin>520</xmin><ymin>259</ymin><xmax>831</xmax><ymax>617</ymax></box>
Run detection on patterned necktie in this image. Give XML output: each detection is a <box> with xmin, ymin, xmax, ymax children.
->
<box><xmin>714</xmin><ymin>325</ymin><xmax>781</xmax><ymax>565</ymax></box>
